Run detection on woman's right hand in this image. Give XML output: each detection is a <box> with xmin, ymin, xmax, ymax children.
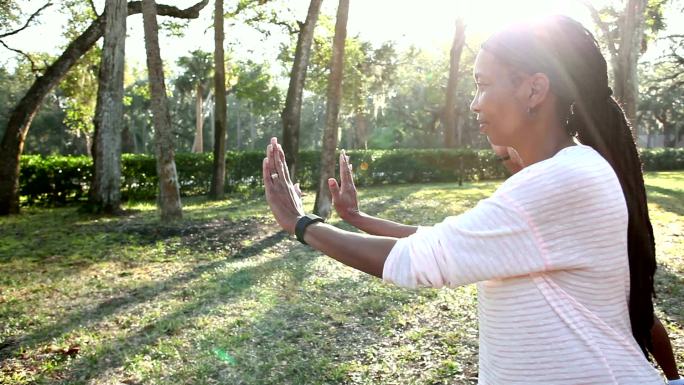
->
<box><xmin>328</xmin><ymin>150</ymin><xmax>361</xmax><ymax>222</ymax></box>
<box><xmin>491</xmin><ymin>144</ymin><xmax>524</xmax><ymax>174</ymax></box>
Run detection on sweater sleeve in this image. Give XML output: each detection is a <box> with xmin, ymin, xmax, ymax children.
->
<box><xmin>382</xmin><ymin>194</ymin><xmax>550</xmax><ymax>288</ymax></box>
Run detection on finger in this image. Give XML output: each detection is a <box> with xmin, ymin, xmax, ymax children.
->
<box><xmin>269</xmin><ymin>138</ymin><xmax>278</xmax><ymax>176</ymax></box>
<box><xmin>262</xmin><ymin>157</ymin><xmax>273</xmax><ymax>190</ymax></box>
<box><xmin>338</xmin><ymin>151</ymin><xmax>349</xmax><ymax>187</ymax></box>
<box><xmin>342</xmin><ymin>150</ymin><xmax>355</xmax><ymax>188</ymax></box>
<box><xmin>277</xmin><ymin>143</ymin><xmax>292</xmax><ymax>183</ymax></box>
<box><xmin>294</xmin><ymin>182</ymin><xmax>302</xmax><ymax>198</ymax></box>
<box><xmin>328</xmin><ymin>178</ymin><xmax>340</xmax><ymax>200</ymax></box>
<box><xmin>273</xmin><ymin>142</ymin><xmax>287</xmax><ymax>182</ymax></box>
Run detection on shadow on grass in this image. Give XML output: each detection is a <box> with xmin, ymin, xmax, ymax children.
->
<box><xmin>0</xmin><ymin>229</ymin><xmax>288</xmax><ymax>364</ymax></box>
<box><xmin>655</xmin><ymin>263</ymin><xmax>684</xmax><ymax>327</ymax></box>
<box><xmin>203</xmin><ymin>275</ymin><xmax>479</xmax><ymax>384</ymax></box>
<box><xmin>646</xmin><ymin>185</ymin><xmax>684</xmax><ymax>217</ymax></box>
<box><xmin>49</xmin><ymin>233</ymin><xmax>314</xmax><ymax>385</ymax></box>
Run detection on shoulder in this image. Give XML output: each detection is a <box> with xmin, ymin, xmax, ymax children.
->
<box><xmin>493</xmin><ymin>145</ymin><xmax>626</xmax><ymax>219</ymax></box>
<box><xmin>498</xmin><ymin>145</ymin><xmax>618</xmax><ymax>195</ymax></box>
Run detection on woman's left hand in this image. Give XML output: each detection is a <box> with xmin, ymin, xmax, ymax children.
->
<box><xmin>262</xmin><ymin>137</ymin><xmax>305</xmax><ymax>234</ymax></box>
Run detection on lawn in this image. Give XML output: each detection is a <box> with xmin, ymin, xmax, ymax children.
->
<box><xmin>0</xmin><ymin>172</ymin><xmax>682</xmax><ymax>385</ymax></box>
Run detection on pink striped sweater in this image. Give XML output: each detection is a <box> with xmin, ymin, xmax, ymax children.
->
<box><xmin>382</xmin><ymin>144</ymin><xmax>664</xmax><ymax>384</ymax></box>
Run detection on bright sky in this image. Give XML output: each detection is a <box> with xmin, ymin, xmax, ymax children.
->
<box><xmin>0</xmin><ymin>0</ymin><xmax>680</xmax><ymax>74</ymax></box>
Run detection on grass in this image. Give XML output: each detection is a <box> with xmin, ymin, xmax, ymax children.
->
<box><xmin>0</xmin><ymin>172</ymin><xmax>682</xmax><ymax>385</ymax></box>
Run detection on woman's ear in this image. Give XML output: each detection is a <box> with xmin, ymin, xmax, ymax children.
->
<box><xmin>528</xmin><ymin>73</ymin><xmax>551</xmax><ymax>108</ymax></box>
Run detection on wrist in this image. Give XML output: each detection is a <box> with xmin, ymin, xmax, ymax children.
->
<box><xmin>341</xmin><ymin>210</ymin><xmax>363</xmax><ymax>225</ymax></box>
<box><xmin>295</xmin><ymin>214</ymin><xmax>325</xmax><ymax>245</ymax></box>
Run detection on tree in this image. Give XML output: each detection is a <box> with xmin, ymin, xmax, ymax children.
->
<box><xmin>90</xmin><ymin>0</ymin><xmax>127</xmax><ymax>214</ymax></box>
<box><xmin>442</xmin><ymin>19</ymin><xmax>465</xmax><ymax>148</ymax></box>
<box><xmin>313</xmin><ymin>0</ymin><xmax>349</xmax><ymax>219</ymax></box>
<box><xmin>0</xmin><ymin>0</ymin><xmax>208</xmax><ymax>215</ymax></box>
<box><xmin>281</xmin><ymin>0</ymin><xmax>323</xmax><ymax>180</ymax></box>
<box><xmin>209</xmin><ymin>0</ymin><xmax>227</xmax><ymax>200</ymax></box>
<box><xmin>584</xmin><ymin>0</ymin><xmax>666</xmax><ymax>132</ymax></box>
<box><xmin>638</xmin><ymin>32</ymin><xmax>684</xmax><ymax>147</ymax></box>
<box><xmin>174</xmin><ymin>50</ymin><xmax>214</xmax><ymax>153</ymax></box>
<box><xmin>142</xmin><ymin>0</ymin><xmax>182</xmax><ymax>220</ymax></box>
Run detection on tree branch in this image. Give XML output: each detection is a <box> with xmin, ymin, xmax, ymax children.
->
<box><xmin>0</xmin><ymin>40</ymin><xmax>44</xmax><ymax>73</ymax></box>
<box><xmin>127</xmin><ymin>0</ymin><xmax>209</xmax><ymax>18</ymax></box>
<box><xmin>580</xmin><ymin>0</ymin><xmax>618</xmax><ymax>58</ymax></box>
<box><xmin>87</xmin><ymin>0</ymin><xmax>99</xmax><ymax>16</ymax></box>
<box><xmin>226</xmin><ymin>0</ymin><xmax>274</xmax><ymax>18</ymax></box>
<box><xmin>0</xmin><ymin>2</ymin><xmax>53</xmax><ymax>39</ymax></box>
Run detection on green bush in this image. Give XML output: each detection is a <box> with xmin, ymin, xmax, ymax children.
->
<box><xmin>18</xmin><ymin>147</ymin><xmax>684</xmax><ymax>206</ymax></box>
<box><xmin>640</xmin><ymin>148</ymin><xmax>684</xmax><ymax>171</ymax></box>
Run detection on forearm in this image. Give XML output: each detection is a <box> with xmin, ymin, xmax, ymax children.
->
<box><xmin>651</xmin><ymin>316</ymin><xmax>680</xmax><ymax>380</ymax></box>
<box><xmin>303</xmin><ymin>221</ymin><xmax>398</xmax><ymax>278</ymax></box>
<box><xmin>345</xmin><ymin>211</ymin><xmax>418</xmax><ymax>238</ymax></box>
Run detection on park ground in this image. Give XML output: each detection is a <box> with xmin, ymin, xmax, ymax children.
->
<box><xmin>0</xmin><ymin>172</ymin><xmax>682</xmax><ymax>385</ymax></box>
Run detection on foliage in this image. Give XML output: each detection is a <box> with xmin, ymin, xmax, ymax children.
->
<box><xmin>57</xmin><ymin>0</ymin><xmax>101</xmax><ymax>141</ymax></box>
<box><xmin>123</xmin><ymin>66</ymin><xmax>153</xmax><ymax>154</ymax></box>
<box><xmin>640</xmin><ymin>147</ymin><xmax>684</xmax><ymax>170</ymax></box>
<box><xmin>0</xmin><ymin>0</ymin><xmax>19</xmax><ymax>29</ymax></box>
<box><xmin>0</xmin><ymin>61</ymin><xmax>80</xmax><ymax>155</ymax></box>
<box><xmin>18</xmin><ymin>148</ymin><xmax>684</xmax><ymax>207</ymax></box>
<box><xmin>0</xmin><ymin>173</ymin><xmax>682</xmax><ymax>384</ymax></box>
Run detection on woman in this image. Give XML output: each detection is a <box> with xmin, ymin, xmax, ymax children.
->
<box><xmin>262</xmin><ymin>15</ymin><xmax>680</xmax><ymax>384</ymax></box>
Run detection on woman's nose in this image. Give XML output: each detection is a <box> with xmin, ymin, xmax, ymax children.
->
<box><xmin>470</xmin><ymin>96</ymin><xmax>480</xmax><ymax>113</ymax></box>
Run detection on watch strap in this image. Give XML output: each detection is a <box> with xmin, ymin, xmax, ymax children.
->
<box><xmin>295</xmin><ymin>214</ymin><xmax>324</xmax><ymax>245</ymax></box>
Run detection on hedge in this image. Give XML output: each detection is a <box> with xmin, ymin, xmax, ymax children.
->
<box><xmin>17</xmin><ymin>147</ymin><xmax>684</xmax><ymax>206</ymax></box>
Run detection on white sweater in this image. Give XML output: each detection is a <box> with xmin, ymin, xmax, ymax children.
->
<box><xmin>382</xmin><ymin>144</ymin><xmax>664</xmax><ymax>384</ymax></box>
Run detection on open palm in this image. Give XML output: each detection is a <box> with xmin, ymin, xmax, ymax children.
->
<box><xmin>327</xmin><ymin>150</ymin><xmax>360</xmax><ymax>221</ymax></box>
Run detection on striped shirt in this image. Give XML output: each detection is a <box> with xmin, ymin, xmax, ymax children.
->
<box><xmin>382</xmin><ymin>144</ymin><xmax>664</xmax><ymax>384</ymax></box>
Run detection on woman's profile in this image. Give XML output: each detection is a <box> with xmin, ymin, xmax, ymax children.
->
<box><xmin>262</xmin><ymin>15</ymin><xmax>681</xmax><ymax>384</ymax></box>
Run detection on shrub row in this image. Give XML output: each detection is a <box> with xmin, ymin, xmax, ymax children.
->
<box><xmin>18</xmin><ymin>147</ymin><xmax>684</xmax><ymax>206</ymax></box>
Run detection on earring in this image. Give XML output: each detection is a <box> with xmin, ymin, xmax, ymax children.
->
<box><xmin>527</xmin><ymin>106</ymin><xmax>536</xmax><ymax>117</ymax></box>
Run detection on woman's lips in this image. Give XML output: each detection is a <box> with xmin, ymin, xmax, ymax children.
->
<box><xmin>478</xmin><ymin>122</ymin><xmax>488</xmax><ymax>132</ymax></box>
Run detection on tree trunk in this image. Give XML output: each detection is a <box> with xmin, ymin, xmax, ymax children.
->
<box><xmin>354</xmin><ymin>109</ymin><xmax>367</xmax><ymax>149</ymax></box>
<box><xmin>236</xmin><ymin>99</ymin><xmax>241</xmax><ymax>149</ymax></box>
<box><xmin>442</xmin><ymin>19</ymin><xmax>465</xmax><ymax>148</ymax></box>
<box><xmin>90</xmin><ymin>0</ymin><xmax>127</xmax><ymax>214</ymax></box>
<box><xmin>657</xmin><ymin>111</ymin><xmax>675</xmax><ymax>147</ymax></box>
<box><xmin>249</xmin><ymin>102</ymin><xmax>256</xmax><ymax>149</ymax></box>
<box><xmin>192</xmin><ymin>82</ymin><xmax>204</xmax><ymax>152</ymax></box>
<box><xmin>142</xmin><ymin>0</ymin><xmax>182</xmax><ymax>221</ymax></box>
<box><xmin>209</xmin><ymin>0</ymin><xmax>227</xmax><ymax>199</ymax></box>
<box><xmin>313</xmin><ymin>0</ymin><xmax>349</xmax><ymax>219</ymax></box>
<box><xmin>281</xmin><ymin>0</ymin><xmax>323</xmax><ymax>180</ymax></box>
<box><xmin>0</xmin><ymin>0</ymin><xmax>208</xmax><ymax>216</ymax></box>
<box><xmin>122</xmin><ymin>124</ymin><xmax>136</xmax><ymax>153</ymax></box>
<box><xmin>615</xmin><ymin>0</ymin><xmax>647</xmax><ymax>132</ymax></box>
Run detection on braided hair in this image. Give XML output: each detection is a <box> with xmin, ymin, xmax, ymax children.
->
<box><xmin>482</xmin><ymin>15</ymin><xmax>657</xmax><ymax>357</ymax></box>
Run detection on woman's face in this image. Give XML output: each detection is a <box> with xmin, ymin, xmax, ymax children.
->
<box><xmin>470</xmin><ymin>50</ymin><xmax>529</xmax><ymax>146</ymax></box>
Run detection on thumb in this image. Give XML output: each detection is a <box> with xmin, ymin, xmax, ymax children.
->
<box><xmin>328</xmin><ymin>178</ymin><xmax>340</xmax><ymax>199</ymax></box>
<box><xmin>294</xmin><ymin>182</ymin><xmax>302</xmax><ymax>198</ymax></box>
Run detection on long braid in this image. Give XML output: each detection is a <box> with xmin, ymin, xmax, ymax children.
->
<box><xmin>484</xmin><ymin>15</ymin><xmax>657</xmax><ymax>357</ymax></box>
<box><xmin>569</xmin><ymin>92</ymin><xmax>657</xmax><ymax>357</ymax></box>
<box><xmin>563</xmin><ymin>20</ymin><xmax>656</xmax><ymax>357</ymax></box>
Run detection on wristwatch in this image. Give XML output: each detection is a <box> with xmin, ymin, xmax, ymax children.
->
<box><xmin>295</xmin><ymin>214</ymin><xmax>325</xmax><ymax>245</ymax></box>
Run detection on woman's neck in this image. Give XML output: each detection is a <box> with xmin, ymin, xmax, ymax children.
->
<box><xmin>514</xmin><ymin>126</ymin><xmax>575</xmax><ymax>167</ymax></box>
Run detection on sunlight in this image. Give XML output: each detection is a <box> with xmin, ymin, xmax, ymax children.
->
<box><xmin>348</xmin><ymin>0</ymin><xmax>593</xmax><ymax>50</ymax></box>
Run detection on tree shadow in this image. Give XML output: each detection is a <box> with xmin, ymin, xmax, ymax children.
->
<box><xmin>0</xmin><ymin>229</ymin><xmax>289</xmax><ymax>363</ymax></box>
<box><xmin>655</xmin><ymin>262</ymin><xmax>684</xmax><ymax>327</ymax></box>
<box><xmin>197</xmin><ymin>275</ymin><xmax>480</xmax><ymax>384</ymax></box>
<box><xmin>44</xmin><ymin>234</ymin><xmax>315</xmax><ymax>385</ymax></box>
<box><xmin>646</xmin><ymin>184</ymin><xmax>684</xmax><ymax>217</ymax></box>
